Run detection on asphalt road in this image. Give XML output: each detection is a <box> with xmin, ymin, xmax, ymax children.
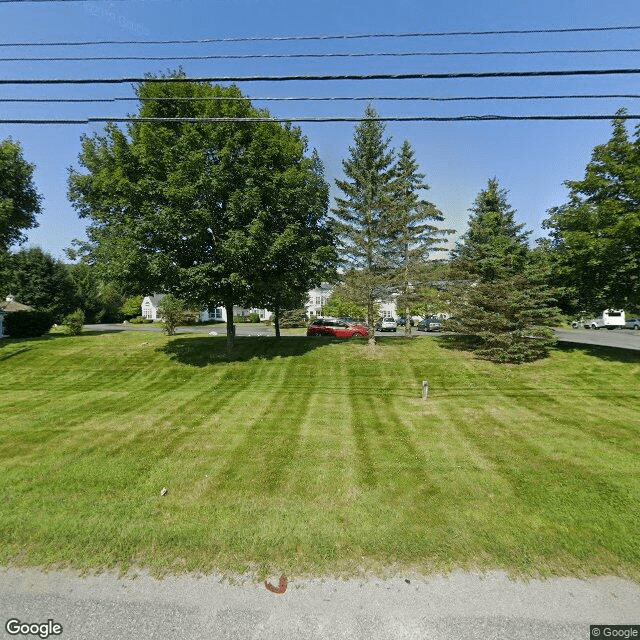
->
<box><xmin>85</xmin><ymin>323</ymin><xmax>640</xmax><ymax>351</ymax></box>
<box><xmin>554</xmin><ymin>327</ymin><xmax>640</xmax><ymax>351</ymax></box>
<box><xmin>1</xmin><ymin>568</ymin><xmax>639</xmax><ymax>640</ymax></box>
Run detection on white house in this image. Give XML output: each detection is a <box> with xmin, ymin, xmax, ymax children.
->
<box><xmin>305</xmin><ymin>283</ymin><xmax>334</xmax><ymax>317</ymax></box>
<box><xmin>140</xmin><ymin>294</ymin><xmax>271</xmax><ymax>323</ymax></box>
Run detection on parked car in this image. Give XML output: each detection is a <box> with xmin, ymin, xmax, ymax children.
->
<box><xmin>376</xmin><ymin>317</ymin><xmax>397</xmax><ymax>332</ymax></box>
<box><xmin>307</xmin><ymin>318</ymin><xmax>369</xmax><ymax>338</ymax></box>
<box><xmin>337</xmin><ymin>316</ymin><xmax>367</xmax><ymax>327</ymax></box>
<box><xmin>416</xmin><ymin>317</ymin><xmax>442</xmax><ymax>332</ymax></box>
<box><xmin>625</xmin><ymin>317</ymin><xmax>640</xmax><ymax>330</ymax></box>
<box><xmin>397</xmin><ymin>316</ymin><xmax>415</xmax><ymax>327</ymax></box>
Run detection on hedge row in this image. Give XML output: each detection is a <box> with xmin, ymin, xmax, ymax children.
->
<box><xmin>3</xmin><ymin>310</ymin><xmax>55</xmax><ymax>338</ymax></box>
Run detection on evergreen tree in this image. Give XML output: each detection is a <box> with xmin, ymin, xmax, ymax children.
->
<box><xmin>388</xmin><ymin>140</ymin><xmax>452</xmax><ymax>335</ymax></box>
<box><xmin>1</xmin><ymin>247</ymin><xmax>78</xmax><ymax>322</ymax></box>
<box><xmin>332</xmin><ymin>105</ymin><xmax>396</xmax><ymax>342</ymax></box>
<box><xmin>448</xmin><ymin>178</ymin><xmax>559</xmax><ymax>364</ymax></box>
<box><xmin>542</xmin><ymin>110</ymin><xmax>640</xmax><ymax>312</ymax></box>
<box><xmin>450</xmin><ymin>177</ymin><xmax>530</xmax><ymax>280</ymax></box>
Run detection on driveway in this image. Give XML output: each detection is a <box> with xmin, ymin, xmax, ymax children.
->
<box><xmin>1</xmin><ymin>568</ymin><xmax>638</xmax><ymax>640</ymax></box>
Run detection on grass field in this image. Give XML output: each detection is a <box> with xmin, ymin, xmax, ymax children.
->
<box><xmin>0</xmin><ymin>329</ymin><xmax>639</xmax><ymax>581</ymax></box>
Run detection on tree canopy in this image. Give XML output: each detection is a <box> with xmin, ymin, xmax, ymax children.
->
<box><xmin>388</xmin><ymin>140</ymin><xmax>452</xmax><ymax>334</ymax></box>
<box><xmin>0</xmin><ymin>138</ymin><xmax>42</xmax><ymax>252</ymax></box>
<box><xmin>0</xmin><ymin>246</ymin><xmax>77</xmax><ymax>322</ymax></box>
<box><xmin>543</xmin><ymin>110</ymin><xmax>640</xmax><ymax>313</ymax></box>
<box><xmin>68</xmin><ymin>73</ymin><xmax>333</xmax><ymax>349</ymax></box>
<box><xmin>448</xmin><ymin>178</ymin><xmax>559</xmax><ymax>363</ymax></box>
<box><xmin>331</xmin><ymin>105</ymin><xmax>398</xmax><ymax>341</ymax></box>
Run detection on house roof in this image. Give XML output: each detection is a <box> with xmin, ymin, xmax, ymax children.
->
<box><xmin>143</xmin><ymin>293</ymin><xmax>165</xmax><ymax>308</ymax></box>
<box><xmin>0</xmin><ymin>299</ymin><xmax>33</xmax><ymax>312</ymax></box>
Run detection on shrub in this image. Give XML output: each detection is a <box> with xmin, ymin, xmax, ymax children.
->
<box><xmin>279</xmin><ymin>308</ymin><xmax>308</xmax><ymax>328</ymax></box>
<box><xmin>62</xmin><ymin>309</ymin><xmax>85</xmax><ymax>336</ymax></box>
<box><xmin>233</xmin><ymin>315</ymin><xmax>248</xmax><ymax>324</ymax></box>
<box><xmin>157</xmin><ymin>294</ymin><xmax>187</xmax><ymax>336</ymax></box>
<box><xmin>247</xmin><ymin>312</ymin><xmax>261</xmax><ymax>324</ymax></box>
<box><xmin>120</xmin><ymin>296</ymin><xmax>143</xmax><ymax>319</ymax></box>
<box><xmin>3</xmin><ymin>310</ymin><xmax>54</xmax><ymax>338</ymax></box>
<box><xmin>129</xmin><ymin>316</ymin><xmax>146</xmax><ymax>324</ymax></box>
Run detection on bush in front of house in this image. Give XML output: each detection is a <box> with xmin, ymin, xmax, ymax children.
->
<box><xmin>62</xmin><ymin>309</ymin><xmax>85</xmax><ymax>335</ymax></box>
<box><xmin>4</xmin><ymin>310</ymin><xmax>54</xmax><ymax>338</ymax></box>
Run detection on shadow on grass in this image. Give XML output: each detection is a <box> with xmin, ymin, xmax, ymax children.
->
<box><xmin>0</xmin><ymin>346</ymin><xmax>31</xmax><ymax>361</ymax></box>
<box><xmin>554</xmin><ymin>340</ymin><xmax>640</xmax><ymax>363</ymax></box>
<box><xmin>158</xmin><ymin>334</ymin><xmax>343</xmax><ymax>366</ymax></box>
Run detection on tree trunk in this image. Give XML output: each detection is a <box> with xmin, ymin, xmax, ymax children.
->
<box><xmin>367</xmin><ymin>299</ymin><xmax>376</xmax><ymax>345</ymax></box>
<box><xmin>225</xmin><ymin>301</ymin><xmax>235</xmax><ymax>351</ymax></box>
<box><xmin>405</xmin><ymin>304</ymin><xmax>411</xmax><ymax>337</ymax></box>
<box><xmin>274</xmin><ymin>305</ymin><xmax>281</xmax><ymax>339</ymax></box>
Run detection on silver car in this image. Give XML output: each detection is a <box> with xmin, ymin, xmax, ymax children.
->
<box><xmin>378</xmin><ymin>317</ymin><xmax>398</xmax><ymax>332</ymax></box>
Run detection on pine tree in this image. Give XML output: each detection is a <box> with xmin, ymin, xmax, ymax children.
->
<box><xmin>332</xmin><ymin>105</ymin><xmax>397</xmax><ymax>342</ymax></box>
<box><xmin>448</xmin><ymin>178</ymin><xmax>559</xmax><ymax>363</ymax></box>
<box><xmin>388</xmin><ymin>140</ymin><xmax>452</xmax><ymax>335</ymax></box>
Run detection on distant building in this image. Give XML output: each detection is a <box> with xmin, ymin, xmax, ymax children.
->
<box><xmin>140</xmin><ymin>294</ymin><xmax>271</xmax><ymax>322</ymax></box>
<box><xmin>305</xmin><ymin>283</ymin><xmax>334</xmax><ymax>317</ymax></box>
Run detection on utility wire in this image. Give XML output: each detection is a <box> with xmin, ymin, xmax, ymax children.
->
<box><xmin>3</xmin><ymin>68</ymin><xmax>640</xmax><ymax>84</ymax></box>
<box><xmin>2</xmin><ymin>114</ymin><xmax>640</xmax><ymax>125</ymax></box>
<box><xmin>1</xmin><ymin>25</ymin><xmax>640</xmax><ymax>46</ymax></box>
<box><xmin>3</xmin><ymin>94</ymin><xmax>640</xmax><ymax>104</ymax></box>
<box><xmin>0</xmin><ymin>0</ymin><xmax>129</xmax><ymax>2</ymax></box>
<box><xmin>3</xmin><ymin>48</ymin><xmax>640</xmax><ymax>63</ymax></box>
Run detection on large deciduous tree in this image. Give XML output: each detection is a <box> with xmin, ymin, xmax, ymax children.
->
<box><xmin>243</xmin><ymin>150</ymin><xmax>335</xmax><ymax>339</ymax></box>
<box><xmin>332</xmin><ymin>105</ymin><xmax>396</xmax><ymax>343</ymax></box>
<box><xmin>448</xmin><ymin>178</ymin><xmax>559</xmax><ymax>363</ymax></box>
<box><xmin>542</xmin><ymin>110</ymin><xmax>640</xmax><ymax>313</ymax></box>
<box><xmin>68</xmin><ymin>73</ymin><xmax>333</xmax><ymax>349</ymax></box>
<box><xmin>0</xmin><ymin>138</ymin><xmax>42</xmax><ymax>252</ymax></box>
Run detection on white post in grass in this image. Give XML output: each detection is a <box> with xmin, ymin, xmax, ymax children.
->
<box><xmin>422</xmin><ymin>380</ymin><xmax>429</xmax><ymax>400</ymax></box>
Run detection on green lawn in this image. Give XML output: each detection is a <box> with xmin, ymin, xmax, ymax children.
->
<box><xmin>0</xmin><ymin>330</ymin><xmax>639</xmax><ymax>581</ymax></box>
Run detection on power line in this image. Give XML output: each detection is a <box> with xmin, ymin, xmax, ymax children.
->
<box><xmin>3</xmin><ymin>68</ymin><xmax>640</xmax><ymax>84</ymax></box>
<box><xmin>1</xmin><ymin>25</ymin><xmax>640</xmax><ymax>46</ymax></box>
<box><xmin>3</xmin><ymin>48</ymin><xmax>640</xmax><ymax>63</ymax></box>
<box><xmin>3</xmin><ymin>94</ymin><xmax>640</xmax><ymax>104</ymax></box>
<box><xmin>2</xmin><ymin>114</ymin><xmax>640</xmax><ymax>125</ymax></box>
<box><xmin>0</xmin><ymin>0</ymin><xmax>128</xmax><ymax>2</ymax></box>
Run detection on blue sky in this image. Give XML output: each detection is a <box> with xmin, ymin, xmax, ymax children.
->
<box><xmin>2</xmin><ymin>0</ymin><xmax>640</xmax><ymax>260</ymax></box>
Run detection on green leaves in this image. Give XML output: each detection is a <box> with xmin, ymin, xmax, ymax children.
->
<box><xmin>0</xmin><ymin>138</ymin><xmax>42</xmax><ymax>252</ymax></box>
<box><xmin>68</xmin><ymin>74</ymin><xmax>334</xmax><ymax>348</ymax></box>
<box><xmin>448</xmin><ymin>179</ymin><xmax>559</xmax><ymax>364</ymax></box>
<box><xmin>543</xmin><ymin>111</ymin><xmax>640</xmax><ymax>312</ymax></box>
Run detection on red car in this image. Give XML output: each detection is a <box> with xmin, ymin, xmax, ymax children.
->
<box><xmin>307</xmin><ymin>318</ymin><xmax>369</xmax><ymax>338</ymax></box>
